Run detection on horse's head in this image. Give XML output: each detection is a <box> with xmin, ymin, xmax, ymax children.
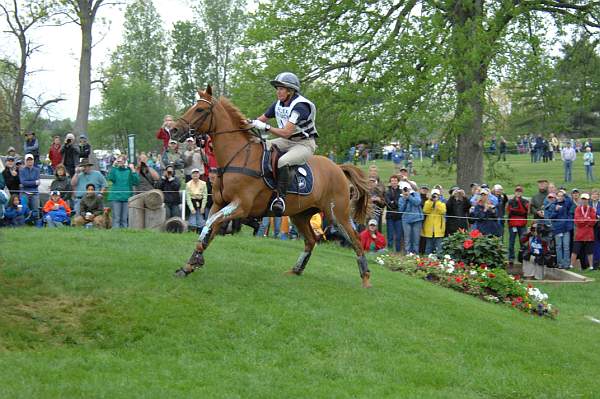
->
<box><xmin>170</xmin><ymin>85</ymin><xmax>215</xmax><ymax>142</ymax></box>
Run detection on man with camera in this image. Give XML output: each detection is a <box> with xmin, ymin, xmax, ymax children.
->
<box><xmin>161</xmin><ymin>140</ymin><xmax>185</xmax><ymax>179</ymax></box>
<box><xmin>158</xmin><ymin>163</ymin><xmax>181</xmax><ymax>219</ymax></box>
<box><xmin>384</xmin><ymin>175</ymin><xmax>403</xmax><ymax>253</ymax></box>
<box><xmin>61</xmin><ymin>133</ymin><xmax>80</xmax><ymax>176</ymax></box>
<box><xmin>422</xmin><ymin>188</ymin><xmax>447</xmax><ymax>255</ymax></box>
<box><xmin>79</xmin><ymin>134</ymin><xmax>91</xmax><ymax>161</ymax></box>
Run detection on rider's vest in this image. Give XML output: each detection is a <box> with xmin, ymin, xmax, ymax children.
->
<box><xmin>274</xmin><ymin>95</ymin><xmax>318</xmax><ymax>140</ymax></box>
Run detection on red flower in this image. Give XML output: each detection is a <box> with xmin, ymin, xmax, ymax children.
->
<box><xmin>455</xmin><ymin>276</ymin><xmax>463</xmax><ymax>283</ymax></box>
<box><xmin>480</xmin><ymin>263</ymin><xmax>488</xmax><ymax>269</ymax></box>
<box><xmin>488</xmin><ymin>272</ymin><xmax>496</xmax><ymax>278</ymax></box>
<box><xmin>463</xmin><ymin>239</ymin><xmax>474</xmax><ymax>249</ymax></box>
<box><xmin>457</xmin><ymin>261</ymin><xmax>465</xmax><ymax>269</ymax></box>
<box><xmin>527</xmin><ymin>284</ymin><xmax>533</xmax><ymax>289</ymax></box>
<box><xmin>516</xmin><ymin>297</ymin><xmax>523</xmax><ymax>303</ymax></box>
<box><xmin>469</xmin><ymin>229</ymin><xmax>482</xmax><ymax>239</ymax></box>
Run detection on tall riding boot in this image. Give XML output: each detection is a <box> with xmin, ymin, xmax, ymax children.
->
<box><xmin>271</xmin><ymin>165</ymin><xmax>290</xmax><ymax>216</ymax></box>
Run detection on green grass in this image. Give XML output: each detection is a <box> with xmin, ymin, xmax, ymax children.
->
<box><xmin>362</xmin><ymin>153</ymin><xmax>597</xmax><ymax>197</ymax></box>
<box><xmin>1</xmin><ymin>228</ymin><xmax>600</xmax><ymax>398</ymax></box>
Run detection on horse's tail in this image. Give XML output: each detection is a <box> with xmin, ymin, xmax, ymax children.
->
<box><xmin>339</xmin><ymin>164</ymin><xmax>371</xmax><ymax>224</ymax></box>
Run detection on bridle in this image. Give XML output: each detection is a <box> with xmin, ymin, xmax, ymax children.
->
<box><xmin>176</xmin><ymin>97</ymin><xmax>266</xmax><ymax>199</ymax></box>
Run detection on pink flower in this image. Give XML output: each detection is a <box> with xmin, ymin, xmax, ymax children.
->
<box><xmin>469</xmin><ymin>229</ymin><xmax>482</xmax><ymax>239</ymax></box>
<box><xmin>463</xmin><ymin>239</ymin><xmax>474</xmax><ymax>249</ymax></box>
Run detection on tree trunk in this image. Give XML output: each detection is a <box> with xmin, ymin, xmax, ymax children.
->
<box><xmin>74</xmin><ymin>10</ymin><xmax>94</xmax><ymax>137</ymax></box>
<box><xmin>455</xmin><ymin>79</ymin><xmax>485</xmax><ymax>189</ymax></box>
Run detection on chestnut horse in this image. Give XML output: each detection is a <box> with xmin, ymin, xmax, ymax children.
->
<box><xmin>171</xmin><ymin>86</ymin><xmax>372</xmax><ymax>288</ymax></box>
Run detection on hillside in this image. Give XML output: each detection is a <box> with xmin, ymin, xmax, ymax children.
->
<box><xmin>1</xmin><ymin>228</ymin><xmax>599</xmax><ymax>398</ymax></box>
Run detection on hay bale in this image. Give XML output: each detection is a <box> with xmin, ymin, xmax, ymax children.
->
<box><xmin>128</xmin><ymin>194</ymin><xmax>146</xmax><ymax>229</ymax></box>
<box><xmin>163</xmin><ymin>217</ymin><xmax>188</xmax><ymax>233</ymax></box>
<box><xmin>142</xmin><ymin>189</ymin><xmax>164</xmax><ymax>210</ymax></box>
<box><xmin>145</xmin><ymin>206</ymin><xmax>166</xmax><ymax>230</ymax></box>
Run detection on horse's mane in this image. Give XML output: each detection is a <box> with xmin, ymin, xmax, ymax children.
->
<box><xmin>218</xmin><ymin>96</ymin><xmax>247</xmax><ymax>125</ymax></box>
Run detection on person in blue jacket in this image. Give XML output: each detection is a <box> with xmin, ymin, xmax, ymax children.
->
<box><xmin>545</xmin><ymin>190</ymin><xmax>573</xmax><ymax>269</ymax></box>
<box><xmin>3</xmin><ymin>194</ymin><xmax>30</xmax><ymax>226</ymax></box>
<box><xmin>19</xmin><ymin>153</ymin><xmax>40</xmax><ymax>221</ymax></box>
<box><xmin>398</xmin><ymin>182</ymin><xmax>424</xmax><ymax>254</ymax></box>
<box><xmin>469</xmin><ymin>189</ymin><xmax>501</xmax><ymax>236</ymax></box>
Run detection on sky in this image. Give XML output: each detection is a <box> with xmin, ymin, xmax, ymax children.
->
<box><xmin>1</xmin><ymin>0</ymin><xmax>195</xmax><ymax>121</ymax></box>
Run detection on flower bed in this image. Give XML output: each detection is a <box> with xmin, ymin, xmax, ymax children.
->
<box><xmin>376</xmin><ymin>253</ymin><xmax>558</xmax><ymax>319</ymax></box>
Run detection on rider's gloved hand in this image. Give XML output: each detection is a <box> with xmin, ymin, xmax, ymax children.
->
<box><xmin>250</xmin><ymin>119</ymin><xmax>269</xmax><ymax>131</ymax></box>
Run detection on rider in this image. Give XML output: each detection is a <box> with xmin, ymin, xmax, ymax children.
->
<box><xmin>250</xmin><ymin>72</ymin><xmax>318</xmax><ymax>215</ymax></box>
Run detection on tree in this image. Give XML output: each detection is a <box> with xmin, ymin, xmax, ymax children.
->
<box><xmin>92</xmin><ymin>0</ymin><xmax>175</xmax><ymax>151</ymax></box>
<box><xmin>58</xmin><ymin>0</ymin><xmax>117</xmax><ymax>138</ymax></box>
<box><xmin>0</xmin><ymin>0</ymin><xmax>65</xmax><ymax>148</ymax></box>
<box><xmin>244</xmin><ymin>0</ymin><xmax>600</xmax><ymax>188</ymax></box>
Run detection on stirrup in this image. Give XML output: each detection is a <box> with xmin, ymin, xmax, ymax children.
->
<box><xmin>270</xmin><ymin>197</ymin><xmax>285</xmax><ymax>214</ymax></box>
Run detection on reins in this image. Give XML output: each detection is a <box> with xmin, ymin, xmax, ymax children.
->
<box><xmin>178</xmin><ymin>96</ymin><xmax>266</xmax><ymax>201</ymax></box>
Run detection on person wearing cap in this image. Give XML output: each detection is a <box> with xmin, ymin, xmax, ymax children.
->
<box><xmin>71</xmin><ymin>158</ymin><xmax>107</xmax><ymax>214</ymax></box>
<box><xmin>248</xmin><ymin>72</ymin><xmax>317</xmax><ymax>216</ymax></box>
<box><xmin>42</xmin><ymin>191</ymin><xmax>71</xmax><ymax>227</ymax></box>
<box><xmin>561</xmin><ymin>141</ymin><xmax>577</xmax><ymax>182</ymax></box>
<box><xmin>506</xmin><ymin>186</ymin><xmax>530</xmax><ymax>265</ymax></box>
<box><xmin>5</xmin><ymin>146</ymin><xmax>20</xmax><ymax>162</ymax></box>
<box><xmin>545</xmin><ymin>190</ymin><xmax>573</xmax><ymax>269</ymax></box>
<box><xmin>359</xmin><ymin>219</ymin><xmax>386</xmax><ymax>253</ymax></box>
<box><xmin>492</xmin><ymin>184</ymin><xmax>508</xmax><ymax>236</ymax></box>
<box><xmin>19</xmin><ymin>153</ymin><xmax>41</xmax><ymax>222</ymax></box>
<box><xmin>529</xmin><ymin>179</ymin><xmax>549</xmax><ymax>222</ymax></box>
<box><xmin>156</xmin><ymin>115</ymin><xmax>175</xmax><ymax>153</ymax></box>
<box><xmin>73</xmin><ymin>183</ymin><xmax>110</xmax><ymax>228</ymax></box>
<box><xmin>2</xmin><ymin>156</ymin><xmax>20</xmax><ymax>193</ymax></box>
<box><xmin>48</xmin><ymin>136</ymin><xmax>63</xmax><ymax>174</ymax></box>
<box><xmin>161</xmin><ymin>139</ymin><xmax>184</xmax><ymax>179</ymax></box>
<box><xmin>570</xmin><ymin>193</ymin><xmax>596</xmax><ymax>270</ymax></box>
<box><xmin>186</xmin><ymin>168</ymin><xmax>208</xmax><ymax>233</ymax></box>
<box><xmin>183</xmin><ymin>137</ymin><xmax>206</xmax><ymax>183</ymax></box>
<box><xmin>384</xmin><ymin>175</ymin><xmax>403</xmax><ymax>252</ymax></box>
<box><xmin>79</xmin><ymin>134</ymin><xmax>91</xmax><ymax>161</ymax></box>
<box><xmin>23</xmin><ymin>131</ymin><xmax>40</xmax><ymax>166</ymax></box>
<box><xmin>107</xmin><ymin>155</ymin><xmax>140</xmax><ymax>228</ymax></box>
<box><xmin>446</xmin><ymin>187</ymin><xmax>470</xmax><ymax>235</ymax></box>
<box><xmin>61</xmin><ymin>133</ymin><xmax>80</xmax><ymax>176</ymax></box>
<box><xmin>398</xmin><ymin>183</ymin><xmax>424</xmax><ymax>254</ymax></box>
<box><xmin>421</xmin><ymin>188</ymin><xmax>447</xmax><ymax>255</ymax></box>
<box><xmin>469</xmin><ymin>188</ymin><xmax>501</xmax><ymax>236</ymax></box>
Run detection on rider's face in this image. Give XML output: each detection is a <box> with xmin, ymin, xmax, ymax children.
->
<box><xmin>276</xmin><ymin>86</ymin><xmax>291</xmax><ymax>102</ymax></box>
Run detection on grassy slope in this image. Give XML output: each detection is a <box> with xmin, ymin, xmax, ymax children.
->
<box><xmin>1</xmin><ymin>229</ymin><xmax>600</xmax><ymax>398</ymax></box>
<box><xmin>364</xmin><ymin>153</ymin><xmax>597</xmax><ymax>197</ymax></box>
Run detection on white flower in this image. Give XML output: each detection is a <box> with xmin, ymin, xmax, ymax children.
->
<box><xmin>444</xmin><ymin>254</ymin><xmax>452</xmax><ymax>260</ymax></box>
<box><xmin>470</xmin><ymin>270</ymin><xmax>477</xmax><ymax>276</ymax></box>
<box><xmin>428</xmin><ymin>253</ymin><xmax>438</xmax><ymax>260</ymax></box>
<box><xmin>376</xmin><ymin>257</ymin><xmax>385</xmax><ymax>265</ymax></box>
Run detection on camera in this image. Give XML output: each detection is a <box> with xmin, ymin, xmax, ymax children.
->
<box><xmin>402</xmin><ymin>187</ymin><xmax>408</xmax><ymax>192</ymax></box>
<box><xmin>66</xmin><ymin>139</ymin><xmax>72</xmax><ymax>144</ymax></box>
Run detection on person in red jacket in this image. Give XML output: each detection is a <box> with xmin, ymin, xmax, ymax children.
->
<box><xmin>359</xmin><ymin>219</ymin><xmax>386</xmax><ymax>253</ymax></box>
<box><xmin>570</xmin><ymin>193</ymin><xmax>596</xmax><ymax>270</ymax></box>
<box><xmin>48</xmin><ymin>135</ymin><xmax>63</xmax><ymax>173</ymax></box>
<box><xmin>506</xmin><ymin>185</ymin><xmax>529</xmax><ymax>266</ymax></box>
<box><xmin>156</xmin><ymin>115</ymin><xmax>174</xmax><ymax>153</ymax></box>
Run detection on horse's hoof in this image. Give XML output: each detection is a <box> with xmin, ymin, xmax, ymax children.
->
<box><xmin>174</xmin><ymin>268</ymin><xmax>190</xmax><ymax>278</ymax></box>
<box><xmin>361</xmin><ymin>272</ymin><xmax>372</xmax><ymax>288</ymax></box>
<box><xmin>285</xmin><ymin>269</ymin><xmax>301</xmax><ymax>276</ymax></box>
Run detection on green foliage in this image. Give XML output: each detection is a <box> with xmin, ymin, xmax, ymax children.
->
<box><xmin>442</xmin><ymin>229</ymin><xmax>507</xmax><ymax>269</ymax></box>
<box><xmin>91</xmin><ymin>0</ymin><xmax>176</xmax><ymax>152</ymax></box>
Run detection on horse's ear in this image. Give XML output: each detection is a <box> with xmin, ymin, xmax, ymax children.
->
<box><xmin>206</xmin><ymin>84</ymin><xmax>212</xmax><ymax>96</ymax></box>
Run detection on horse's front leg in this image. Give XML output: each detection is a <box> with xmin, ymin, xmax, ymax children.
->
<box><xmin>175</xmin><ymin>201</ymin><xmax>244</xmax><ymax>277</ymax></box>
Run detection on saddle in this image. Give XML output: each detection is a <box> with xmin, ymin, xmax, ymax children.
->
<box><xmin>261</xmin><ymin>143</ymin><xmax>314</xmax><ymax>196</ymax></box>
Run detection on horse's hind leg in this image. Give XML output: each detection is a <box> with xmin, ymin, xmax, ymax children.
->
<box><xmin>287</xmin><ymin>212</ymin><xmax>318</xmax><ymax>275</ymax></box>
<box><xmin>327</xmin><ymin>203</ymin><xmax>372</xmax><ymax>288</ymax></box>
<box><xmin>175</xmin><ymin>201</ymin><xmax>244</xmax><ymax>277</ymax></box>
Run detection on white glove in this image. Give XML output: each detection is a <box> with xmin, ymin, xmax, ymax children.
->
<box><xmin>250</xmin><ymin>119</ymin><xmax>269</xmax><ymax>131</ymax></box>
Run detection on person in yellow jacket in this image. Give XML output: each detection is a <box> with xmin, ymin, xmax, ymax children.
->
<box><xmin>310</xmin><ymin>212</ymin><xmax>325</xmax><ymax>242</ymax></box>
<box><xmin>422</xmin><ymin>188</ymin><xmax>447</xmax><ymax>255</ymax></box>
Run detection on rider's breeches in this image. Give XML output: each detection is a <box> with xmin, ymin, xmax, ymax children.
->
<box><xmin>268</xmin><ymin>138</ymin><xmax>316</xmax><ymax>168</ymax></box>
